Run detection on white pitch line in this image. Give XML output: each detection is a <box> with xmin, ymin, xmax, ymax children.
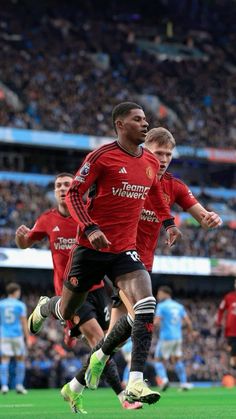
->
<box><xmin>0</xmin><ymin>404</ymin><xmax>34</xmax><ymax>408</ymax></box>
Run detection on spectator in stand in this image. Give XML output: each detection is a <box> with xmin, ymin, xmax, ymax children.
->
<box><xmin>0</xmin><ymin>1</ymin><xmax>236</xmax><ymax>148</ymax></box>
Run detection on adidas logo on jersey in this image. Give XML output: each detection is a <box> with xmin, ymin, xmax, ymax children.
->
<box><xmin>53</xmin><ymin>226</ymin><xmax>60</xmax><ymax>232</ymax></box>
<box><xmin>119</xmin><ymin>167</ymin><xmax>127</xmax><ymax>174</ymax></box>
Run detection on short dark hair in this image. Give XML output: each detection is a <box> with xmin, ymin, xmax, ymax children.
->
<box><xmin>6</xmin><ymin>282</ymin><xmax>21</xmax><ymax>295</ymax></box>
<box><xmin>55</xmin><ymin>173</ymin><xmax>74</xmax><ymax>181</ymax></box>
<box><xmin>112</xmin><ymin>102</ymin><xmax>143</xmax><ymax>133</ymax></box>
<box><xmin>158</xmin><ymin>286</ymin><xmax>173</xmax><ymax>297</ymax></box>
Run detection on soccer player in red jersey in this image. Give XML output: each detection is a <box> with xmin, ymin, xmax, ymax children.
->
<box><xmin>216</xmin><ymin>278</ymin><xmax>236</xmax><ymax>369</ymax></box>
<box><xmin>137</xmin><ymin>127</ymin><xmax>222</xmax><ymax>281</ymax></box>
<box><xmin>83</xmin><ymin>127</ymin><xmax>222</xmax><ymax>392</ymax></box>
<box><xmin>15</xmin><ymin>173</ymin><xmax>139</xmax><ymax>411</ymax></box>
<box><xmin>29</xmin><ymin>102</ymin><xmax>182</xmax><ymax>406</ymax></box>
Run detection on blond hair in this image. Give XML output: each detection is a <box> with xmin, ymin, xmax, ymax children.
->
<box><xmin>145</xmin><ymin>127</ymin><xmax>176</xmax><ymax>148</ymax></box>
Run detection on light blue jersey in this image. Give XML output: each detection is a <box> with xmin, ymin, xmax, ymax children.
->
<box><xmin>156</xmin><ymin>298</ymin><xmax>186</xmax><ymax>341</ymax></box>
<box><xmin>0</xmin><ymin>298</ymin><xmax>26</xmax><ymax>338</ymax></box>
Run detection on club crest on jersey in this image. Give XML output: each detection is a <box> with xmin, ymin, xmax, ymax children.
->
<box><xmin>146</xmin><ymin>166</ymin><xmax>153</xmax><ymax>179</ymax></box>
<box><xmin>163</xmin><ymin>192</ymin><xmax>170</xmax><ymax>203</ymax></box>
<box><xmin>79</xmin><ymin>162</ymin><xmax>90</xmax><ymax>177</ymax></box>
<box><xmin>69</xmin><ymin>276</ymin><xmax>79</xmax><ymax>287</ymax></box>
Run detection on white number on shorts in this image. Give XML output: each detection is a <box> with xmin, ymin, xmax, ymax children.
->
<box><xmin>4</xmin><ymin>307</ymin><xmax>16</xmax><ymax>324</ymax></box>
<box><xmin>126</xmin><ymin>251</ymin><xmax>140</xmax><ymax>262</ymax></box>
<box><xmin>104</xmin><ymin>306</ymin><xmax>110</xmax><ymax>322</ymax></box>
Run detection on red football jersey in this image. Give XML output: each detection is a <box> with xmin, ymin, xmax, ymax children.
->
<box><xmin>216</xmin><ymin>291</ymin><xmax>236</xmax><ymax>337</ymax></box>
<box><xmin>66</xmin><ymin>141</ymin><xmax>173</xmax><ymax>253</ymax></box>
<box><xmin>137</xmin><ymin>172</ymin><xmax>198</xmax><ymax>270</ymax></box>
<box><xmin>27</xmin><ymin>209</ymin><xmax>103</xmax><ymax>295</ymax></box>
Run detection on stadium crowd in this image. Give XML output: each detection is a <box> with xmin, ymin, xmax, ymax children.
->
<box><xmin>0</xmin><ymin>180</ymin><xmax>235</xmax><ymax>258</ymax></box>
<box><xmin>0</xmin><ymin>1</ymin><xmax>236</xmax><ymax>148</ymax></box>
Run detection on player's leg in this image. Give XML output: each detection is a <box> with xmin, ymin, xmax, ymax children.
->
<box><xmin>153</xmin><ymin>341</ymin><xmax>169</xmax><ymax>391</ymax></box>
<box><xmin>0</xmin><ymin>353</ymin><xmax>10</xmax><ymax>394</ymax></box>
<box><xmin>86</xmin><ymin>260</ymin><xmax>160</xmax><ymax>404</ymax></box>
<box><xmin>116</xmin><ymin>269</ymin><xmax>160</xmax><ymax>404</ymax></box>
<box><xmin>172</xmin><ymin>342</ymin><xmax>192</xmax><ymax>390</ymax></box>
<box><xmin>13</xmin><ymin>337</ymin><xmax>27</xmax><ymax>394</ymax></box>
<box><xmin>28</xmin><ymin>286</ymin><xmax>87</xmax><ymax>334</ymax></box>
<box><xmin>228</xmin><ymin>337</ymin><xmax>236</xmax><ymax>369</ymax></box>
<box><xmin>15</xmin><ymin>354</ymin><xmax>27</xmax><ymax>394</ymax></box>
<box><xmin>28</xmin><ymin>246</ymin><xmax>104</xmax><ymax>334</ymax></box>
<box><xmin>63</xmin><ymin>289</ymin><xmax>142</xmax><ymax>411</ymax></box>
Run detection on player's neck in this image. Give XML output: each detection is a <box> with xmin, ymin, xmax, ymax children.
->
<box><xmin>117</xmin><ymin>138</ymin><xmax>142</xmax><ymax>157</ymax></box>
<box><xmin>58</xmin><ymin>204</ymin><xmax>70</xmax><ymax>217</ymax></box>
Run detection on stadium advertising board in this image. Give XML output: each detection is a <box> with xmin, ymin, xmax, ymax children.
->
<box><xmin>0</xmin><ymin>248</ymin><xmax>235</xmax><ymax>276</ymax></box>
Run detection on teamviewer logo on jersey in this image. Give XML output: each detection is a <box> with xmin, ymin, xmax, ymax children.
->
<box><xmin>119</xmin><ymin>167</ymin><xmax>127</xmax><ymax>174</ymax></box>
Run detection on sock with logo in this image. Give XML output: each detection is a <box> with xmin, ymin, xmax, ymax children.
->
<box><xmin>101</xmin><ymin>315</ymin><xmax>133</xmax><ymax>356</ymax></box>
<box><xmin>130</xmin><ymin>297</ymin><xmax>156</xmax><ymax>373</ymax></box>
<box><xmin>40</xmin><ymin>296</ymin><xmax>62</xmax><ymax>319</ymax></box>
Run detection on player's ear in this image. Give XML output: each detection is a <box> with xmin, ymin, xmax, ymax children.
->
<box><xmin>116</xmin><ymin>118</ymin><xmax>123</xmax><ymax>130</ymax></box>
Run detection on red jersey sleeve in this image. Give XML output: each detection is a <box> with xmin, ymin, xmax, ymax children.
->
<box><xmin>148</xmin><ymin>174</ymin><xmax>175</xmax><ymax>226</ymax></box>
<box><xmin>65</xmin><ymin>151</ymin><xmax>103</xmax><ymax>233</ymax></box>
<box><xmin>27</xmin><ymin>213</ymin><xmax>48</xmax><ymax>241</ymax></box>
<box><xmin>216</xmin><ymin>297</ymin><xmax>227</xmax><ymax>326</ymax></box>
<box><xmin>173</xmin><ymin>179</ymin><xmax>198</xmax><ymax>211</ymax></box>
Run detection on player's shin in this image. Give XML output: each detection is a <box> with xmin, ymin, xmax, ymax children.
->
<box><xmin>129</xmin><ymin>297</ymin><xmax>156</xmax><ymax>379</ymax></box>
<box><xmin>102</xmin><ymin>314</ymin><xmax>133</xmax><ymax>355</ymax></box>
<box><xmin>125</xmin><ymin>296</ymin><xmax>160</xmax><ymax>404</ymax></box>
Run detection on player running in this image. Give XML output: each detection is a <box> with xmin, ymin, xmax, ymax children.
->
<box><xmin>153</xmin><ymin>286</ymin><xmax>194</xmax><ymax>391</ymax></box>
<box><xmin>28</xmin><ymin>102</ymin><xmax>181</xmax><ymax>407</ymax></box>
<box><xmin>15</xmin><ymin>173</ymin><xmax>139</xmax><ymax>411</ymax></box>
<box><xmin>84</xmin><ymin>127</ymin><xmax>222</xmax><ymax>392</ymax></box>
<box><xmin>0</xmin><ymin>283</ymin><xmax>29</xmax><ymax>395</ymax></box>
<box><xmin>216</xmin><ymin>278</ymin><xmax>236</xmax><ymax>369</ymax></box>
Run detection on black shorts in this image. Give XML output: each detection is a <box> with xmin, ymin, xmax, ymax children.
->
<box><xmin>64</xmin><ymin>245</ymin><xmax>146</xmax><ymax>293</ymax></box>
<box><xmin>111</xmin><ymin>286</ymin><xmax>122</xmax><ymax>308</ymax></box>
<box><xmin>75</xmin><ymin>287</ymin><xmax>110</xmax><ymax>331</ymax></box>
<box><xmin>227</xmin><ymin>337</ymin><xmax>236</xmax><ymax>356</ymax></box>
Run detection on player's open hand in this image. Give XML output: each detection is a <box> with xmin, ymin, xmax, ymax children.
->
<box><xmin>165</xmin><ymin>226</ymin><xmax>182</xmax><ymax>247</ymax></box>
<box><xmin>200</xmin><ymin>211</ymin><xmax>222</xmax><ymax>229</ymax></box>
<box><xmin>88</xmin><ymin>229</ymin><xmax>111</xmax><ymax>250</ymax></box>
<box><xmin>15</xmin><ymin>224</ymin><xmax>30</xmax><ymax>237</ymax></box>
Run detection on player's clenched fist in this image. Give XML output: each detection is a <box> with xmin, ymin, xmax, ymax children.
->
<box><xmin>165</xmin><ymin>226</ymin><xmax>182</xmax><ymax>247</ymax></box>
<box><xmin>87</xmin><ymin>230</ymin><xmax>111</xmax><ymax>251</ymax></box>
<box><xmin>200</xmin><ymin>211</ymin><xmax>222</xmax><ymax>229</ymax></box>
<box><xmin>15</xmin><ymin>224</ymin><xmax>32</xmax><ymax>249</ymax></box>
<box><xmin>15</xmin><ymin>224</ymin><xmax>30</xmax><ymax>237</ymax></box>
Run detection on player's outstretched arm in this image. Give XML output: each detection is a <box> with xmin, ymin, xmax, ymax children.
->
<box><xmin>15</xmin><ymin>224</ymin><xmax>34</xmax><ymax>249</ymax></box>
<box><xmin>187</xmin><ymin>203</ymin><xmax>222</xmax><ymax>229</ymax></box>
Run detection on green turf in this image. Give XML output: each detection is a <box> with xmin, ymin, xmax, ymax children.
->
<box><xmin>0</xmin><ymin>387</ymin><xmax>236</xmax><ymax>419</ymax></box>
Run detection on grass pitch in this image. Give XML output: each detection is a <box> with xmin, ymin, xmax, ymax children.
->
<box><xmin>0</xmin><ymin>387</ymin><xmax>235</xmax><ymax>419</ymax></box>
